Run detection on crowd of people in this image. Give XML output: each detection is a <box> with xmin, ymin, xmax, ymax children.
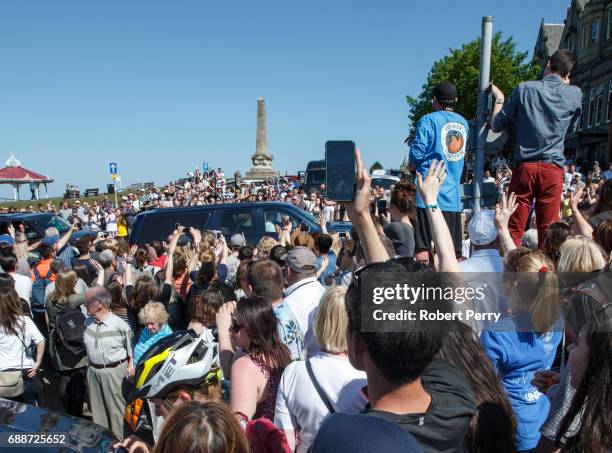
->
<box><xmin>0</xmin><ymin>48</ymin><xmax>610</xmax><ymax>453</ymax></box>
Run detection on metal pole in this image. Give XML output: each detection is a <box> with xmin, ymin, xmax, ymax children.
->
<box><xmin>473</xmin><ymin>16</ymin><xmax>493</xmax><ymax>212</ymax></box>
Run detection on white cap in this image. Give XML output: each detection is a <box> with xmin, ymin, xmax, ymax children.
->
<box><xmin>468</xmin><ymin>209</ymin><xmax>498</xmax><ymax>245</ymax></box>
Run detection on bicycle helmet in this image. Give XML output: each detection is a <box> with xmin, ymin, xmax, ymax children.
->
<box><xmin>127</xmin><ymin>329</ymin><xmax>220</xmax><ymax>404</ymax></box>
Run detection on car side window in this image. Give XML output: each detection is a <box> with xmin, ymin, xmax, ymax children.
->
<box><xmin>219</xmin><ymin>212</ymin><xmax>254</xmax><ymax>236</ymax></box>
<box><xmin>263</xmin><ymin>210</ymin><xmax>301</xmax><ymax>233</ymax></box>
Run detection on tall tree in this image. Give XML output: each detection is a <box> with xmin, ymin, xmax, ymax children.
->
<box><xmin>370</xmin><ymin>161</ymin><xmax>383</xmax><ymax>173</ymax></box>
<box><xmin>406</xmin><ymin>32</ymin><xmax>539</xmax><ymax>139</ymax></box>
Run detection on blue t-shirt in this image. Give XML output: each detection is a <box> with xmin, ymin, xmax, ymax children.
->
<box><xmin>316</xmin><ymin>251</ymin><xmax>337</xmax><ymax>285</ymax></box>
<box><xmin>409</xmin><ymin>110</ymin><xmax>468</xmax><ymax>212</ymax></box>
<box><xmin>273</xmin><ymin>302</ymin><xmax>305</xmax><ymax>361</ymax></box>
<box><xmin>480</xmin><ymin>311</ymin><xmax>562</xmax><ymax>451</ymax></box>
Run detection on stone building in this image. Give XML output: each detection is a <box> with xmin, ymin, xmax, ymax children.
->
<box><xmin>533</xmin><ymin>20</ymin><xmax>565</xmax><ymax>78</ymax></box>
<box><xmin>557</xmin><ymin>0</ymin><xmax>612</xmax><ymax>165</ymax></box>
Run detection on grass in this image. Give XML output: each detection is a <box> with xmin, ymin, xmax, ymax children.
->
<box><xmin>0</xmin><ymin>193</ymin><xmax>119</xmax><ymax>210</ymax></box>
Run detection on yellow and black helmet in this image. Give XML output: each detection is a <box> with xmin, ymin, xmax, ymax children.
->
<box><xmin>127</xmin><ymin>330</ymin><xmax>220</xmax><ymax>404</ymax></box>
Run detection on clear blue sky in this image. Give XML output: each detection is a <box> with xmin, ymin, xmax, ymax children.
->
<box><xmin>0</xmin><ymin>0</ymin><xmax>568</xmax><ymax>198</ymax></box>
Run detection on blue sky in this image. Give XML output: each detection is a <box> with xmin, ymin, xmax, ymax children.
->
<box><xmin>0</xmin><ymin>0</ymin><xmax>568</xmax><ymax>198</ymax></box>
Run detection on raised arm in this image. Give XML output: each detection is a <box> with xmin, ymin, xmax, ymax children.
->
<box><xmin>344</xmin><ymin>149</ymin><xmax>390</xmax><ymax>264</ymax></box>
<box><xmin>569</xmin><ymin>187</ymin><xmax>593</xmax><ymax>237</ymax></box>
<box><xmin>57</xmin><ymin>222</ymin><xmax>78</xmax><ymax>252</ymax></box>
<box><xmin>495</xmin><ymin>191</ymin><xmax>519</xmax><ymax>255</ymax></box>
<box><xmin>416</xmin><ymin>160</ymin><xmax>460</xmax><ymax>272</ymax></box>
<box><xmin>216</xmin><ymin>301</ymin><xmax>237</xmax><ymax>379</ymax></box>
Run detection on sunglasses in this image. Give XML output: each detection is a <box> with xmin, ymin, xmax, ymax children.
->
<box><xmin>230</xmin><ymin>318</ymin><xmax>244</xmax><ymax>333</ymax></box>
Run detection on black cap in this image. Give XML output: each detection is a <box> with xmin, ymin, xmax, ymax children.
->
<box><xmin>433</xmin><ymin>82</ymin><xmax>458</xmax><ymax>103</ymax></box>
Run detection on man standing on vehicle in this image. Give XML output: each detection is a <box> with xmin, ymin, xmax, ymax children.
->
<box><xmin>409</xmin><ymin>82</ymin><xmax>468</xmax><ymax>261</ymax></box>
<box><xmin>490</xmin><ymin>49</ymin><xmax>581</xmax><ymax>248</ymax></box>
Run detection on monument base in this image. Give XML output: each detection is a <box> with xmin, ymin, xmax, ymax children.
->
<box><xmin>244</xmin><ymin>167</ymin><xmax>279</xmax><ymax>181</ymax></box>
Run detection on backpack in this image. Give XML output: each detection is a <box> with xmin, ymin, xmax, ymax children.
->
<box><xmin>54</xmin><ymin>307</ymin><xmax>87</xmax><ymax>368</ymax></box>
<box><xmin>31</xmin><ymin>267</ymin><xmax>53</xmax><ymax>313</ymax></box>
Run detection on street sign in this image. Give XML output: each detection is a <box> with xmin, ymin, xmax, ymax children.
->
<box><xmin>109</xmin><ymin>162</ymin><xmax>118</xmax><ymax>175</ymax></box>
<box><xmin>202</xmin><ymin>162</ymin><xmax>209</xmax><ymax>172</ymax></box>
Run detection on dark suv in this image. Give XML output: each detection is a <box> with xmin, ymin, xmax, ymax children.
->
<box><xmin>0</xmin><ymin>213</ymin><xmax>90</xmax><ymax>245</ymax></box>
<box><xmin>128</xmin><ymin>202</ymin><xmax>351</xmax><ymax>245</ymax></box>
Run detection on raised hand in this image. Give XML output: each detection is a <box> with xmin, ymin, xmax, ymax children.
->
<box><xmin>344</xmin><ymin>148</ymin><xmax>372</xmax><ymax>222</ymax></box>
<box><xmin>495</xmin><ymin>191</ymin><xmax>518</xmax><ymax>231</ymax></box>
<box><xmin>417</xmin><ymin>160</ymin><xmax>447</xmax><ymax>206</ymax></box>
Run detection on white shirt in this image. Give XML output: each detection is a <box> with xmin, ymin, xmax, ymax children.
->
<box><xmin>322</xmin><ymin>205</ymin><xmax>334</xmax><ymax>222</ymax></box>
<box><xmin>45</xmin><ymin>278</ymin><xmax>89</xmax><ymax>300</ymax></box>
<box><xmin>105</xmin><ymin>213</ymin><xmax>117</xmax><ymax>232</ymax></box>
<box><xmin>11</xmin><ymin>273</ymin><xmax>32</xmax><ymax>304</ymax></box>
<box><xmin>483</xmin><ymin>176</ymin><xmax>495</xmax><ymax>183</ymax></box>
<box><xmin>284</xmin><ymin>277</ymin><xmax>326</xmax><ymax>355</ymax></box>
<box><xmin>0</xmin><ymin>316</ymin><xmax>44</xmax><ymax>370</ymax></box>
<box><xmin>459</xmin><ymin>249</ymin><xmax>507</xmax><ymax>333</ymax></box>
<box><xmin>274</xmin><ymin>353</ymin><xmax>367</xmax><ymax>453</ymax></box>
<box><xmin>459</xmin><ymin>248</ymin><xmax>504</xmax><ymax>274</ymax></box>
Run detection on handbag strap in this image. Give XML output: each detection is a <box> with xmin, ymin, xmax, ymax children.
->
<box><xmin>305</xmin><ymin>359</ymin><xmax>335</xmax><ymax>414</ymax></box>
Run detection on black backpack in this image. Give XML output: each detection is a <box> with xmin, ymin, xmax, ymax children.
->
<box><xmin>55</xmin><ymin>307</ymin><xmax>87</xmax><ymax>368</ymax></box>
<box><xmin>31</xmin><ymin>267</ymin><xmax>53</xmax><ymax>313</ymax></box>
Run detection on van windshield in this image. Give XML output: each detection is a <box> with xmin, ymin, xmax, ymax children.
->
<box><xmin>305</xmin><ymin>169</ymin><xmax>325</xmax><ymax>185</ymax></box>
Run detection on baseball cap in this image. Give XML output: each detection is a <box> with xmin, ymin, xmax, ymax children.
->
<box><xmin>42</xmin><ymin>234</ymin><xmax>60</xmax><ymax>246</ymax></box>
<box><xmin>468</xmin><ymin>209</ymin><xmax>498</xmax><ymax>246</ymax></box>
<box><xmin>433</xmin><ymin>82</ymin><xmax>458</xmax><ymax>103</ymax></box>
<box><xmin>311</xmin><ymin>413</ymin><xmax>423</xmax><ymax>453</ymax></box>
<box><xmin>230</xmin><ymin>234</ymin><xmax>246</xmax><ymax>248</ymax></box>
<box><xmin>280</xmin><ymin>246</ymin><xmax>317</xmax><ymax>272</ymax></box>
<box><xmin>0</xmin><ymin>234</ymin><xmax>14</xmax><ymax>246</ymax></box>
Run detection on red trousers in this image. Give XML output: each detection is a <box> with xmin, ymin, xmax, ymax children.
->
<box><xmin>508</xmin><ymin>162</ymin><xmax>564</xmax><ymax>249</ymax></box>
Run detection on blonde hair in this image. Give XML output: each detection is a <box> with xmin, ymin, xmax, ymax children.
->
<box><xmin>557</xmin><ymin>236</ymin><xmax>606</xmax><ymax>273</ymax></box>
<box><xmin>503</xmin><ymin>248</ymin><xmax>559</xmax><ymax>333</ymax></box>
<box><xmin>138</xmin><ymin>301</ymin><xmax>169</xmax><ymax>325</ymax></box>
<box><xmin>256</xmin><ymin>236</ymin><xmax>277</xmax><ymax>260</ymax></box>
<box><xmin>52</xmin><ymin>269</ymin><xmax>77</xmax><ymax>303</ymax></box>
<box><xmin>314</xmin><ymin>287</ymin><xmax>349</xmax><ymax>353</ymax></box>
<box><xmin>100</xmin><ymin>238</ymin><xmax>119</xmax><ymax>254</ymax></box>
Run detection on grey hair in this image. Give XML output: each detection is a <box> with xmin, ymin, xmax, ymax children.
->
<box><xmin>521</xmin><ymin>229</ymin><xmax>538</xmax><ymax>250</ymax></box>
<box><xmin>93</xmin><ymin>289</ymin><xmax>112</xmax><ymax>308</ymax></box>
<box><xmin>45</xmin><ymin>227</ymin><xmax>60</xmax><ymax>237</ymax></box>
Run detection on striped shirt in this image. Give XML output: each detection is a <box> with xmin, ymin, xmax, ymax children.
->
<box><xmin>84</xmin><ymin>312</ymin><xmax>134</xmax><ymax>366</ymax></box>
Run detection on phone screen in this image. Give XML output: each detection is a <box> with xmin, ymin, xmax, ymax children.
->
<box><xmin>325</xmin><ymin>141</ymin><xmax>356</xmax><ymax>202</ymax></box>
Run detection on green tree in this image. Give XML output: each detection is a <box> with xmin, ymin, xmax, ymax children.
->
<box><xmin>406</xmin><ymin>32</ymin><xmax>538</xmax><ymax>138</ymax></box>
<box><xmin>370</xmin><ymin>161</ymin><xmax>383</xmax><ymax>173</ymax></box>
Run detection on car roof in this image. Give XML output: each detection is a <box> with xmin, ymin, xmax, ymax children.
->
<box><xmin>139</xmin><ymin>202</ymin><xmax>303</xmax><ymax>215</ymax></box>
<box><xmin>0</xmin><ymin>213</ymin><xmax>53</xmax><ymax>220</ymax></box>
<box><xmin>371</xmin><ymin>175</ymin><xmax>400</xmax><ymax>180</ymax></box>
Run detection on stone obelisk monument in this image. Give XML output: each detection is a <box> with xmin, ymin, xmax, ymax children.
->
<box><xmin>245</xmin><ymin>98</ymin><xmax>278</xmax><ymax>180</ymax></box>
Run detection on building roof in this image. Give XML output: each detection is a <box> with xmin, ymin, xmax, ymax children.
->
<box><xmin>575</xmin><ymin>0</ymin><xmax>589</xmax><ymax>12</ymax></box>
<box><xmin>539</xmin><ymin>22</ymin><xmax>565</xmax><ymax>57</ymax></box>
<box><xmin>0</xmin><ymin>154</ymin><xmax>54</xmax><ymax>184</ymax></box>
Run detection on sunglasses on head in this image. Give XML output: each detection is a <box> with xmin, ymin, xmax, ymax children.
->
<box><xmin>230</xmin><ymin>318</ymin><xmax>244</xmax><ymax>333</ymax></box>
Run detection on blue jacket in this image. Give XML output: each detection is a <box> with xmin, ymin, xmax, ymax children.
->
<box><xmin>409</xmin><ymin>110</ymin><xmax>468</xmax><ymax>211</ymax></box>
<box><xmin>492</xmin><ymin>74</ymin><xmax>582</xmax><ymax>168</ymax></box>
<box><xmin>480</xmin><ymin>311</ymin><xmax>562</xmax><ymax>451</ymax></box>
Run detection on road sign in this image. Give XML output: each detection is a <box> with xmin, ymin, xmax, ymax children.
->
<box><xmin>202</xmin><ymin>162</ymin><xmax>209</xmax><ymax>172</ymax></box>
<box><xmin>109</xmin><ymin>162</ymin><xmax>118</xmax><ymax>175</ymax></box>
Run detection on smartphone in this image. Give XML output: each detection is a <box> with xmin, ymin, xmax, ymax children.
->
<box><xmin>175</xmin><ymin>223</ymin><xmax>181</xmax><ymax>230</ymax></box>
<box><xmin>325</xmin><ymin>141</ymin><xmax>356</xmax><ymax>202</ymax></box>
<box><xmin>339</xmin><ymin>232</ymin><xmax>347</xmax><ymax>238</ymax></box>
<box><xmin>377</xmin><ymin>199</ymin><xmax>388</xmax><ymax>213</ymax></box>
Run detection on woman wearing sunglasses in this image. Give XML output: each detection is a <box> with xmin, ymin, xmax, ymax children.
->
<box><xmin>218</xmin><ymin>296</ymin><xmax>291</xmax><ymax>423</ymax></box>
